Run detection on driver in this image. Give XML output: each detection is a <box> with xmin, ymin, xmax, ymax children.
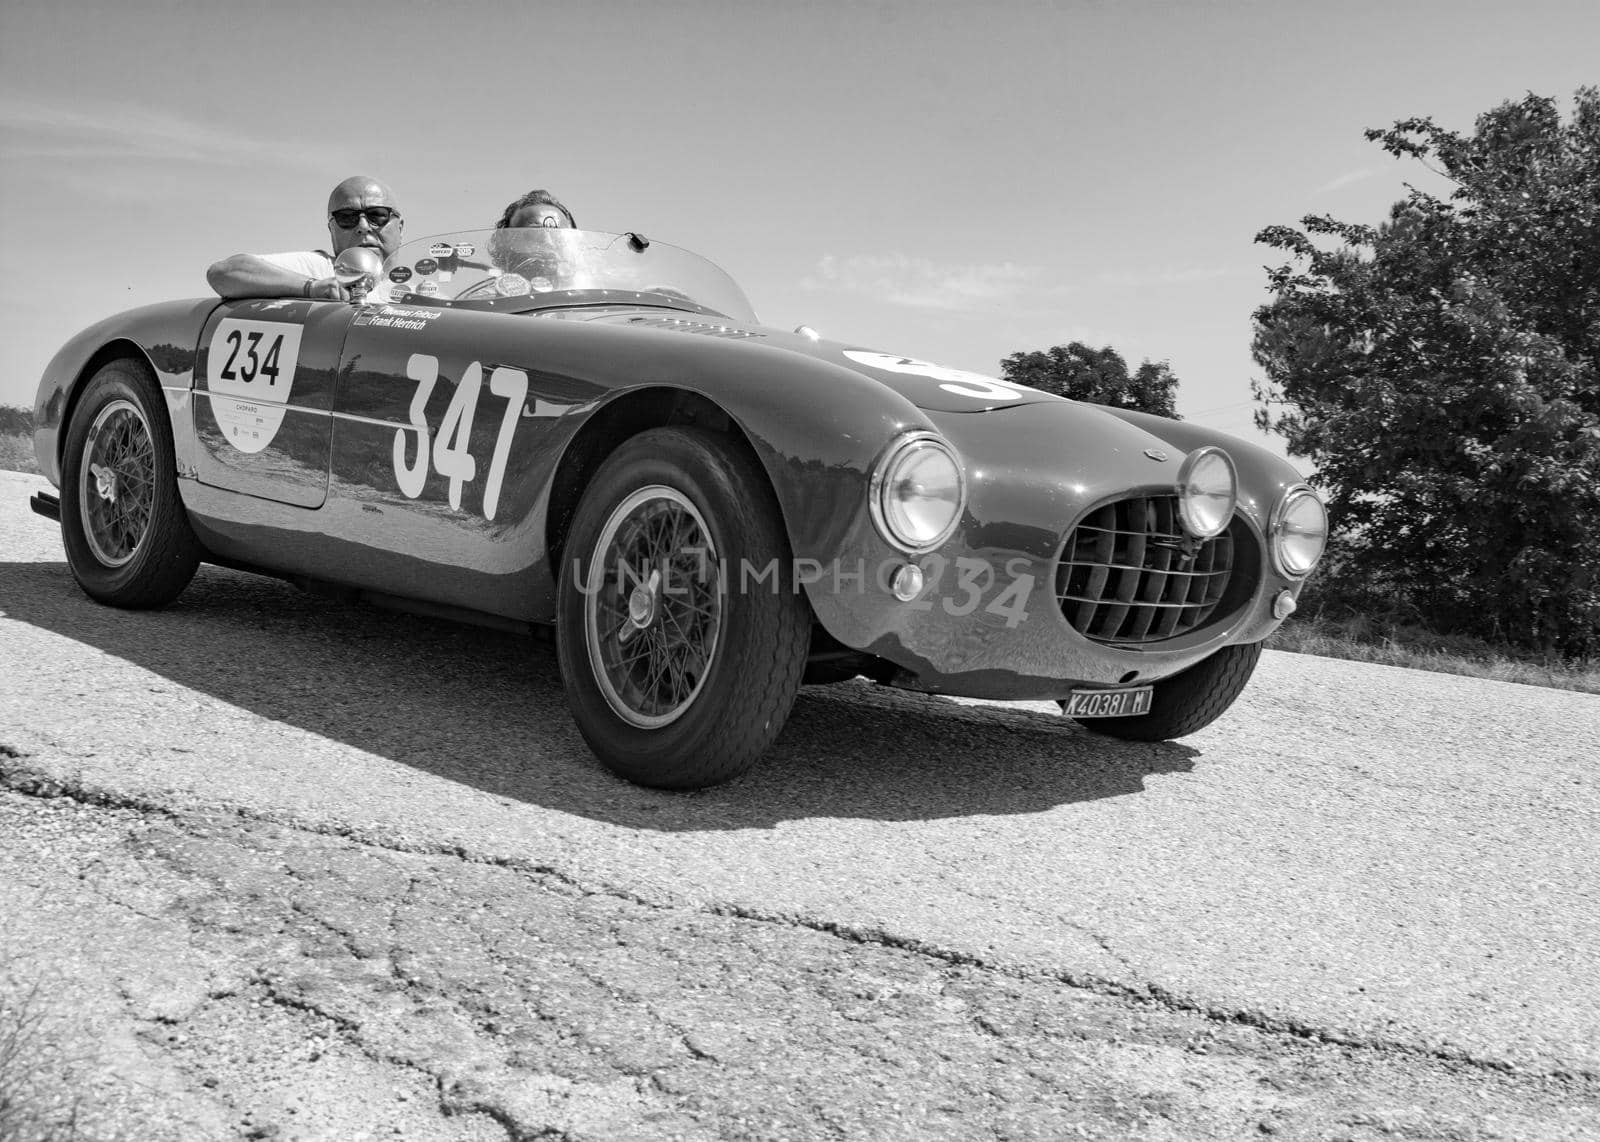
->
<box><xmin>206</xmin><ymin>175</ymin><xmax>401</xmax><ymax>302</ymax></box>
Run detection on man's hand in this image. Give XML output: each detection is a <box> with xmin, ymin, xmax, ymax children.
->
<box><xmin>305</xmin><ymin>277</ymin><xmax>350</xmax><ymax>301</ymax></box>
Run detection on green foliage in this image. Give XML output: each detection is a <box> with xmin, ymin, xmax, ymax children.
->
<box><xmin>1252</xmin><ymin>88</ymin><xmax>1600</xmax><ymax>655</ymax></box>
<box><xmin>999</xmin><ymin>342</ymin><xmax>1182</xmax><ymax>418</ymax></box>
<box><xmin>0</xmin><ymin>405</ymin><xmax>30</xmax><ymax>437</ymax></box>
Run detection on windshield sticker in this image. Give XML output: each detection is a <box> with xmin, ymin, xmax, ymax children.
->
<box><xmin>841</xmin><ymin>350</ymin><xmax>1024</xmax><ymax>402</ymax></box>
<box><xmin>205</xmin><ymin>319</ymin><xmax>303</xmax><ymax>453</ymax></box>
<box><xmin>388</xmin><ymin>266</ymin><xmax>412</xmax><ymax>283</ymax></box>
<box><xmin>415</xmin><ymin>258</ymin><xmax>438</xmax><ymax>275</ymax></box>
<box><xmin>428</xmin><ymin>242</ymin><xmax>454</xmax><ymax>258</ymax></box>
<box><xmin>454</xmin><ymin>243</ymin><xmax>476</xmax><ymax>257</ymax></box>
<box><xmin>415</xmin><ymin>280</ymin><xmax>439</xmax><ymax>297</ymax></box>
<box><xmin>496</xmin><ymin>273</ymin><xmax>530</xmax><ymax>297</ymax></box>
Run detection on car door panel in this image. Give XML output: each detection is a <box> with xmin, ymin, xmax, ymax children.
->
<box><xmin>193</xmin><ymin>299</ymin><xmax>355</xmax><ymax>508</ymax></box>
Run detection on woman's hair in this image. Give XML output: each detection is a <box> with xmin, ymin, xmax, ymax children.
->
<box><xmin>495</xmin><ymin>189</ymin><xmax>576</xmax><ymax>229</ymax></box>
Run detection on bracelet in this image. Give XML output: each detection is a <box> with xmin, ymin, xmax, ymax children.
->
<box><xmin>302</xmin><ymin>278</ymin><xmax>314</xmax><ymax>298</ymax></box>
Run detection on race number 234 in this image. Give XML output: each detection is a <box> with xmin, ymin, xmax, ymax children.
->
<box><xmin>392</xmin><ymin>352</ymin><xmax>528</xmax><ymax>521</ymax></box>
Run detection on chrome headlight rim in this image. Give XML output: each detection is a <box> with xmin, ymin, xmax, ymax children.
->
<box><xmin>1175</xmin><ymin>446</ymin><xmax>1238</xmax><ymax>540</ymax></box>
<box><xmin>868</xmin><ymin>430</ymin><xmax>966</xmax><ymax>555</ymax></box>
<box><xmin>1269</xmin><ymin>483</ymin><xmax>1328</xmax><ymax>579</ymax></box>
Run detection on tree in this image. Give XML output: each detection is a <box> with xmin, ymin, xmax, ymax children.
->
<box><xmin>999</xmin><ymin>342</ymin><xmax>1182</xmax><ymax>418</ymax></box>
<box><xmin>1252</xmin><ymin>88</ymin><xmax>1600</xmax><ymax>655</ymax></box>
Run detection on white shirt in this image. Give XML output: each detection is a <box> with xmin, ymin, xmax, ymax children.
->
<box><xmin>255</xmin><ymin>250</ymin><xmax>392</xmax><ymax>304</ymax></box>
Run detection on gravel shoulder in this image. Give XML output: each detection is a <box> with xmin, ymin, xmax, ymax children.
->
<box><xmin>3</xmin><ymin>773</ymin><xmax>1597</xmax><ymax>1142</ymax></box>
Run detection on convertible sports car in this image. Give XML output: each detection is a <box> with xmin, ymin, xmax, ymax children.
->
<box><xmin>30</xmin><ymin>227</ymin><xmax>1327</xmax><ymax>788</ymax></box>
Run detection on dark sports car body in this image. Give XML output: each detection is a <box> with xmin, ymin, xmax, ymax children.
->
<box><xmin>31</xmin><ymin>228</ymin><xmax>1327</xmax><ymax>788</ymax></box>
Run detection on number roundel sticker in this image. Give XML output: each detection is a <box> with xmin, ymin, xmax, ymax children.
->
<box><xmin>205</xmin><ymin>319</ymin><xmax>303</xmax><ymax>453</ymax></box>
<box><xmin>840</xmin><ymin>350</ymin><xmax>1022</xmax><ymax>401</ymax></box>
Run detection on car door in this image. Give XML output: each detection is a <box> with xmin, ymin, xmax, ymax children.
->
<box><xmin>323</xmin><ymin>303</ymin><xmax>588</xmax><ymax>615</ymax></box>
<box><xmin>192</xmin><ymin>298</ymin><xmax>356</xmax><ymax>508</ymax></box>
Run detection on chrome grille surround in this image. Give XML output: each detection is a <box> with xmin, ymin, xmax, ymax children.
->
<box><xmin>1056</xmin><ymin>495</ymin><xmax>1236</xmax><ymax>645</ymax></box>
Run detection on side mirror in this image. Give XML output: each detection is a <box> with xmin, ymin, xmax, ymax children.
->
<box><xmin>333</xmin><ymin>247</ymin><xmax>384</xmax><ymax>304</ymax></box>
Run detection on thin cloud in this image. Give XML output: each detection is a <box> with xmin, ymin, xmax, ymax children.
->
<box><xmin>801</xmin><ymin>254</ymin><xmax>1041</xmax><ymax>311</ymax></box>
<box><xmin>1096</xmin><ymin>266</ymin><xmax>1232</xmax><ymax>288</ymax></box>
<box><xmin>0</xmin><ymin>96</ymin><xmax>338</xmax><ymax>168</ymax></box>
<box><xmin>1315</xmin><ymin>168</ymin><xmax>1376</xmax><ymax>194</ymax></box>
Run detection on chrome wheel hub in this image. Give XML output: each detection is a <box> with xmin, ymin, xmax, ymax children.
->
<box><xmin>584</xmin><ymin>487</ymin><xmax>722</xmax><ymax>729</ymax></box>
<box><xmin>79</xmin><ymin>399</ymin><xmax>156</xmax><ymax>569</ymax></box>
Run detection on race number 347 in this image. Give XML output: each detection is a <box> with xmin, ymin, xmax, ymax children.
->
<box><xmin>205</xmin><ymin>319</ymin><xmax>304</xmax><ymax>454</ymax></box>
<box><xmin>393</xmin><ymin>352</ymin><xmax>529</xmax><ymax>521</ymax></box>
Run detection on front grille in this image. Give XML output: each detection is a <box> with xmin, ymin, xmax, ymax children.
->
<box><xmin>1056</xmin><ymin>495</ymin><xmax>1235</xmax><ymax>645</ymax></box>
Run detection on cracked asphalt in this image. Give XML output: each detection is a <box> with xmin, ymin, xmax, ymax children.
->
<box><xmin>3</xmin><ymin>469</ymin><xmax>1599</xmax><ymax>1140</ymax></box>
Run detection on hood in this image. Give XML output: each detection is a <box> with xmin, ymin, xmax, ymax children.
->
<box><xmin>582</xmin><ymin>309</ymin><xmax>1061</xmax><ymax>413</ymax></box>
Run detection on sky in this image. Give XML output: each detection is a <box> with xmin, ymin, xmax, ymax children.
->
<box><xmin>1</xmin><ymin>0</ymin><xmax>1596</xmax><ymax>463</ymax></box>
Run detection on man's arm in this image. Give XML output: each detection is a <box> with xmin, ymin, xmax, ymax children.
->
<box><xmin>205</xmin><ymin>252</ymin><xmax>348</xmax><ymax>300</ymax></box>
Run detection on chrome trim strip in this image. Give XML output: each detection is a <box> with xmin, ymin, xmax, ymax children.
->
<box><xmin>192</xmin><ymin>389</ymin><xmax>408</xmax><ymax>431</ymax></box>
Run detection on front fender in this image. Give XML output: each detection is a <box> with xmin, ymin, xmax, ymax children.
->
<box><xmin>32</xmin><ymin>299</ymin><xmax>220</xmax><ymax>486</ymax></box>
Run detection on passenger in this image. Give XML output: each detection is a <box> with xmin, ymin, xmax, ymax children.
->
<box><xmin>487</xmin><ymin>190</ymin><xmax>579</xmax><ymax>289</ymax></box>
<box><xmin>495</xmin><ymin>189</ymin><xmax>577</xmax><ymax>230</ymax></box>
<box><xmin>206</xmin><ymin>175</ymin><xmax>402</xmax><ymax>301</ymax></box>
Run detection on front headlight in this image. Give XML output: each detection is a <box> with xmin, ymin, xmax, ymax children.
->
<box><xmin>1176</xmin><ymin>447</ymin><xmax>1237</xmax><ymax>539</ymax></box>
<box><xmin>1270</xmin><ymin>485</ymin><xmax>1328</xmax><ymax>578</ymax></box>
<box><xmin>870</xmin><ymin>432</ymin><xmax>965</xmax><ymax>553</ymax></box>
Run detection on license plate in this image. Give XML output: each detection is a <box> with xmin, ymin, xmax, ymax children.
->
<box><xmin>1063</xmin><ymin>686</ymin><xmax>1153</xmax><ymax>718</ymax></box>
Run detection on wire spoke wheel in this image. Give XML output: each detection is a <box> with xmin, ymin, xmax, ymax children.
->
<box><xmin>79</xmin><ymin>398</ymin><xmax>157</xmax><ymax>568</ymax></box>
<box><xmin>584</xmin><ymin>485</ymin><xmax>723</xmax><ymax>728</ymax></box>
<box><xmin>60</xmin><ymin>358</ymin><xmax>201</xmax><ymax>609</ymax></box>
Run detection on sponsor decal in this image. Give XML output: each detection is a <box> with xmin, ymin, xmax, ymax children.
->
<box><xmin>454</xmin><ymin>243</ymin><xmax>476</xmax><ymax>257</ymax></box>
<box><xmin>204</xmin><ymin>319</ymin><xmax>304</xmax><ymax>453</ymax></box>
<box><xmin>841</xmin><ymin>350</ymin><xmax>1024</xmax><ymax>402</ymax></box>
<box><xmin>495</xmin><ymin>273</ymin><xmax>531</xmax><ymax>297</ymax></box>
<box><xmin>415</xmin><ymin>280</ymin><xmax>440</xmax><ymax>296</ymax></box>
<box><xmin>428</xmin><ymin>242</ymin><xmax>455</xmax><ymax>258</ymax></box>
<box><xmin>352</xmin><ymin>304</ymin><xmax>446</xmax><ymax>329</ymax></box>
<box><xmin>415</xmin><ymin>258</ymin><xmax>439</xmax><ymax>275</ymax></box>
<box><xmin>388</xmin><ymin>266</ymin><xmax>413</xmax><ymax>283</ymax></box>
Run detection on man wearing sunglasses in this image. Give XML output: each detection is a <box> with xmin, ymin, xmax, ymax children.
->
<box><xmin>206</xmin><ymin>175</ymin><xmax>402</xmax><ymax>301</ymax></box>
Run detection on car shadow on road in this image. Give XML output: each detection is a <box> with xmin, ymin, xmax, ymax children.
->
<box><xmin>2</xmin><ymin>561</ymin><xmax>1201</xmax><ymax>831</ymax></box>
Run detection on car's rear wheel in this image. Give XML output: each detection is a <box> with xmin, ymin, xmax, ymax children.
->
<box><xmin>1072</xmin><ymin>641</ymin><xmax>1262</xmax><ymax>741</ymax></box>
<box><xmin>556</xmin><ymin>427</ymin><xmax>810</xmax><ymax>788</ymax></box>
<box><xmin>59</xmin><ymin>358</ymin><xmax>200</xmax><ymax>608</ymax></box>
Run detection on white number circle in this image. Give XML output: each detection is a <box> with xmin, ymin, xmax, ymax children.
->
<box><xmin>842</xmin><ymin>350</ymin><xmax>1023</xmax><ymax>402</ymax></box>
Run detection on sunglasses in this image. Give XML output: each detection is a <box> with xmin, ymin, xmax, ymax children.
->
<box><xmin>329</xmin><ymin>207</ymin><xmax>401</xmax><ymax>230</ymax></box>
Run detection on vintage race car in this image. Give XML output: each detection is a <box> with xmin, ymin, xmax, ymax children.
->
<box><xmin>30</xmin><ymin>227</ymin><xmax>1327</xmax><ymax>788</ymax></box>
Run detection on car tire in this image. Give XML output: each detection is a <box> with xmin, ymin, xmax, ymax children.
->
<box><xmin>556</xmin><ymin>427</ymin><xmax>810</xmax><ymax>789</ymax></box>
<box><xmin>59</xmin><ymin>358</ymin><xmax>201</xmax><ymax>608</ymax></box>
<box><xmin>1072</xmin><ymin>640</ymin><xmax>1262</xmax><ymax>741</ymax></box>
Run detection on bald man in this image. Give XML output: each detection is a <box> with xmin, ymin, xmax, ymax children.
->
<box><xmin>206</xmin><ymin>175</ymin><xmax>403</xmax><ymax>301</ymax></box>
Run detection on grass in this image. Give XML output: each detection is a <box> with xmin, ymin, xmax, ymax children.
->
<box><xmin>1267</xmin><ymin>600</ymin><xmax>1600</xmax><ymax>695</ymax></box>
<box><xmin>1</xmin><ymin>422</ymin><xmax>1592</xmax><ymax>696</ymax></box>
<box><xmin>0</xmin><ymin>431</ymin><xmax>39</xmax><ymax>476</ymax></box>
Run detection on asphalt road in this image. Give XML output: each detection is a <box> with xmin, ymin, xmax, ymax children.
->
<box><xmin>2</xmin><ymin>468</ymin><xmax>1598</xmax><ymax>1139</ymax></box>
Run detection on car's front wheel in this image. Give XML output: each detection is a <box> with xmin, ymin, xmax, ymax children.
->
<box><xmin>1072</xmin><ymin>641</ymin><xmax>1262</xmax><ymax>741</ymax></box>
<box><xmin>59</xmin><ymin>358</ymin><xmax>200</xmax><ymax>608</ymax></box>
<box><xmin>555</xmin><ymin>427</ymin><xmax>810</xmax><ymax>789</ymax></box>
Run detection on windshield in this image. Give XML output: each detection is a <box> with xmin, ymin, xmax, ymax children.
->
<box><xmin>381</xmin><ymin>229</ymin><xmax>757</xmax><ymax>322</ymax></box>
